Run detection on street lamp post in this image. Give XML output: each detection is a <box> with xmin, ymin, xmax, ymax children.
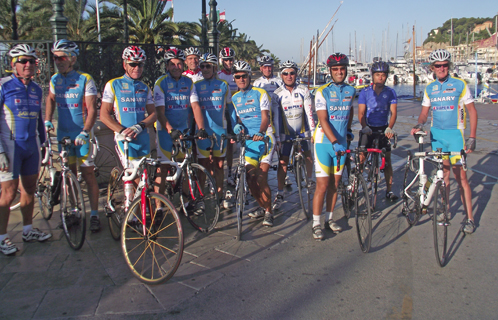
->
<box><xmin>201</xmin><ymin>0</ymin><xmax>207</xmax><ymax>52</ymax></box>
<box><xmin>123</xmin><ymin>0</ymin><xmax>129</xmax><ymax>43</ymax></box>
<box><xmin>50</xmin><ymin>0</ymin><xmax>68</xmax><ymax>41</ymax></box>
<box><xmin>11</xmin><ymin>0</ymin><xmax>18</xmax><ymax>40</ymax></box>
<box><xmin>207</xmin><ymin>0</ymin><xmax>219</xmax><ymax>55</ymax></box>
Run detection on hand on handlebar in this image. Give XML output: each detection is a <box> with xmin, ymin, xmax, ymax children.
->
<box><xmin>465</xmin><ymin>137</ymin><xmax>476</xmax><ymax>154</ymax></box>
<box><xmin>196</xmin><ymin>128</ymin><xmax>208</xmax><ymax>139</ymax></box>
<box><xmin>361</xmin><ymin>126</ymin><xmax>372</xmax><ymax>135</ymax></box>
<box><xmin>233</xmin><ymin>124</ymin><xmax>245</xmax><ymax>135</ymax></box>
<box><xmin>169</xmin><ymin>129</ymin><xmax>182</xmax><ymax>140</ymax></box>
<box><xmin>44</xmin><ymin>120</ymin><xmax>54</xmax><ymax>132</ymax></box>
<box><xmin>253</xmin><ymin>132</ymin><xmax>265</xmax><ymax>141</ymax></box>
<box><xmin>333</xmin><ymin>143</ymin><xmax>346</xmax><ymax>154</ymax></box>
<box><xmin>384</xmin><ymin>127</ymin><xmax>395</xmax><ymax>139</ymax></box>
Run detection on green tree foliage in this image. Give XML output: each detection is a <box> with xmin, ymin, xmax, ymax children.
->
<box><xmin>424</xmin><ymin>16</ymin><xmax>498</xmax><ymax>45</ymax></box>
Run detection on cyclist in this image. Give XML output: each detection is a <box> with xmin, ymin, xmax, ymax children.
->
<box><xmin>182</xmin><ymin>47</ymin><xmax>203</xmax><ymax>83</ymax></box>
<box><xmin>192</xmin><ymin>53</ymin><xmax>232</xmax><ymax>207</ymax></box>
<box><xmin>154</xmin><ymin>48</ymin><xmax>206</xmax><ymax>213</ymax></box>
<box><xmin>272</xmin><ymin>60</ymin><xmax>315</xmax><ymax>210</ymax></box>
<box><xmin>229</xmin><ymin>60</ymin><xmax>275</xmax><ymax>227</ymax></box>
<box><xmin>410</xmin><ymin>49</ymin><xmax>478</xmax><ymax>234</ymax></box>
<box><xmin>358</xmin><ymin>61</ymin><xmax>398</xmax><ymax>201</ymax></box>
<box><xmin>100</xmin><ymin>46</ymin><xmax>157</xmax><ymax>171</ymax></box>
<box><xmin>0</xmin><ymin>44</ymin><xmax>51</xmax><ymax>255</ymax></box>
<box><xmin>312</xmin><ymin>53</ymin><xmax>355</xmax><ymax>240</ymax></box>
<box><xmin>217</xmin><ymin>47</ymin><xmax>237</xmax><ymax>186</ymax></box>
<box><xmin>45</xmin><ymin>40</ymin><xmax>101</xmax><ymax>232</ymax></box>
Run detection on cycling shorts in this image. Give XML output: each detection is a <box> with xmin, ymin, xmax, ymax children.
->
<box><xmin>359</xmin><ymin>126</ymin><xmax>391</xmax><ymax>152</ymax></box>
<box><xmin>280</xmin><ymin>134</ymin><xmax>310</xmax><ymax>158</ymax></box>
<box><xmin>314</xmin><ymin>142</ymin><xmax>346</xmax><ymax>177</ymax></box>
<box><xmin>156</xmin><ymin>129</ymin><xmax>188</xmax><ymax>161</ymax></box>
<box><xmin>430</xmin><ymin>127</ymin><xmax>464</xmax><ymax>165</ymax></box>
<box><xmin>0</xmin><ymin>138</ymin><xmax>41</xmax><ymax>182</ymax></box>
<box><xmin>244</xmin><ymin>133</ymin><xmax>274</xmax><ymax>167</ymax></box>
<box><xmin>57</xmin><ymin>130</ymin><xmax>95</xmax><ymax>167</ymax></box>
<box><xmin>197</xmin><ymin>130</ymin><xmax>227</xmax><ymax>159</ymax></box>
<box><xmin>115</xmin><ymin>132</ymin><xmax>150</xmax><ymax>169</ymax></box>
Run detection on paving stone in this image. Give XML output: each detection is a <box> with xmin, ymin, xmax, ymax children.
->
<box><xmin>105</xmin><ymin>264</ymin><xmax>143</xmax><ymax>286</ymax></box>
<box><xmin>193</xmin><ymin>248</ymin><xmax>251</xmax><ymax>273</ymax></box>
<box><xmin>183</xmin><ymin>231</ymin><xmax>234</xmax><ymax>257</ymax></box>
<box><xmin>0</xmin><ymin>289</ymin><xmax>46</xmax><ymax>320</ymax></box>
<box><xmin>147</xmin><ymin>281</ymin><xmax>197</xmax><ymax>310</ymax></box>
<box><xmin>1</xmin><ymin>255</ymin><xmax>56</xmax><ymax>273</ymax></box>
<box><xmin>1</xmin><ymin>269</ymin><xmax>80</xmax><ymax>293</ymax></box>
<box><xmin>214</xmin><ymin>238</ymin><xmax>264</xmax><ymax>261</ymax></box>
<box><xmin>172</xmin><ymin>262</ymin><xmax>224</xmax><ymax>290</ymax></box>
<box><xmin>34</xmin><ymin>286</ymin><xmax>103</xmax><ymax>318</ymax></box>
<box><xmin>0</xmin><ymin>272</ymin><xmax>14</xmax><ymax>291</ymax></box>
<box><xmin>97</xmin><ymin>284</ymin><xmax>163</xmax><ymax>315</ymax></box>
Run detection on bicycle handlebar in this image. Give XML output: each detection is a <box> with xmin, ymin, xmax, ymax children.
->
<box><xmin>336</xmin><ymin>149</ymin><xmax>352</xmax><ymax>172</ymax></box>
<box><xmin>413</xmin><ymin>149</ymin><xmax>468</xmax><ymax>171</ymax></box>
<box><xmin>171</xmin><ymin>134</ymin><xmax>215</xmax><ymax>158</ymax></box>
<box><xmin>220</xmin><ymin>133</ymin><xmax>270</xmax><ymax>155</ymax></box>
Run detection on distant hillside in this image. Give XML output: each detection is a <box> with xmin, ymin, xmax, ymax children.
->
<box><xmin>424</xmin><ymin>16</ymin><xmax>498</xmax><ymax>45</ymax></box>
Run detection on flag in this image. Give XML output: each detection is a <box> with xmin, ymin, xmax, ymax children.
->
<box><xmin>220</xmin><ymin>10</ymin><xmax>225</xmax><ymax>22</ymax></box>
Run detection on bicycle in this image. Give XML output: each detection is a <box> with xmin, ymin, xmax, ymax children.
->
<box><xmin>37</xmin><ymin>134</ymin><xmax>87</xmax><ymax>250</ymax></box>
<box><xmin>402</xmin><ymin>131</ymin><xmax>467</xmax><ymax>267</ymax></box>
<box><xmin>359</xmin><ymin>130</ymin><xmax>398</xmax><ymax>211</ymax></box>
<box><xmin>0</xmin><ymin>188</ymin><xmax>21</xmax><ymax>211</ymax></box>
<box><xmin>280</xmin><ymin>136</ymin><xmax>313</xmax><ymax>220</ymax></box>
<box><xmin>162</xmin><ymin>134</ymin><xmax>220</xmax><ymax>233</ymax></box>
<box><xmin>221</xmin><ymin>134</ymin><xmax>269</xmax><ymax>241</ymax></box>
<box><xmin>91</xmin><ymin>136</ymin><xmax>121</xmax><ymax>191</ymax></box>
<box><xmin>337</xmin><ymin>148</ymin><xmax>373</xmax><ymax>253</ymax></box>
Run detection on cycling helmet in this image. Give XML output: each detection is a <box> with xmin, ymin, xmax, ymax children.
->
<box><xmin>9</xmin><ymin>44</ymin><xmax>38</xmax><ymax>59</ymax></box>
<box><xmin>122</xmin><ymin>46</ymin><xmax>146</xmax><ymax>62</ymax></box>
<box><xmin>219</xmin><ymin>47</ymin><xmax>235</xmax><ymax>59</ymax></box>
<box><xmin>280</xmin><ymin>60</ymin><xmax>298</xmax><ymax>71</ymax></box>
<box><xmin>428</xmin><ymin>49</ymin><xmax>451</xmax><ymax>63</ymax></box>
<box><xmin>371</xmin><ymin>61</ymin><xmax>390</xmax><ymax>74</ymax></box>
<box><xmin>326</xmin><ymin>53</ymin><xmax>349</xmax><ymax>67</ymax></box>
<box><xmin>233</xmin><ymin>60</ymin><xmax>251</xmax><ymax>73</ymax></box>
<box><xmin>51</xmin><ymin>39</ymin><xmax>79</xmax><ymax>56</ymax></box>
<box><xmin>200</xmin><ymin>53</ymin><xmax>218</xmax><ymax>65</ymax></box>
<box><xmin>259</xmin><ymin>55</ymin><xmax>274</xmax><ymax>66</ymax></box>
<box><xmin>184</xmin><ymin>47</ymin><xmax>201</xmax><ymax>57</ymax></box>
<box><xmin>164</xmin><ymin>48</ymin><xmax>185</xmax><ymax>62</ymax></box>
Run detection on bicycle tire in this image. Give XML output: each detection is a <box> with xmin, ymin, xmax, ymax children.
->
<box><xmin>36</xmin><ymin>165</ymin><xmax>53</xmax><ymax>220</ymax></box>
<box><xmin>94</xmin><ymin>144</ymin><xmax>121</xmax><ymax>191</ymax></box>
<box><xmin>433</xmin><ymin>181</ymin><xmax>449</xmax><ymax>267</ymax></box>
<box><xmin>340</xmin><ymin>163</ymin><xmax>352</xmax><ymax>219</ymax></box>
<box><xmin>370</xmin><ymin>154</ymin><xmax>379</xmax><ymax>211</ymax></box>
<box><xmin>402</xmin><ymin>152</ymin><xmax>421</xmax><ymax>226</ymax></box>
<box><xmin>295</xmin><ymin>157</ymin><xmax>311</xmax><ymax>220</ymax></box>
<box><xmin>121</xmin><ymin>192</ymin><xmax>184</xmax><ymax>284</ymax></box>
<box><xmin>354</xmin><ymin>174</ymin><xmax>372</xmax><ymax>253</ymax></box>
<box><xmin>60</xmin><ymin>171</ymin><xmax>86</xmax><ymax>250</ymax></box>
<box><xmin>235</xmin><ymin>167</ymin><xmax>246</xmax><ymax>241</ymax></box>
<box><xmin>178</xmin><ymin>163</ymin><xmax>220</xmax><ymax>233</ymax></box>
<box><xmin>106</xmin><ymin>167</ymin><xmax>126</xmax><ymax>241</ymax></box>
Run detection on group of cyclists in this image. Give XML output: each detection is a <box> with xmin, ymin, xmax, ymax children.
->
<box><xmin>0</xmin><ymin>39</ymin><xmax>477</xmax><ymax>255</ymax></box>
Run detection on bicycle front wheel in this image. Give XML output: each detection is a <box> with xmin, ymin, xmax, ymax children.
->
<box><xmin>60</xmin><ymin>171</ymin><xmax>86</xmax><ymax>250</ymax></box>
<box><xmin>370</xmin><ymin>154</ymin><xmax>379</xmax><ymax>211</ymax></box>
<box><xmin>433</xmin><ymin>181</ymin><xmax>449</xmax><ymax>267</ymax></box>
<box><xmin>179</xmin><ymin>164</ymin><xmax>220</xmax><ymax>233</ymax></box>
<box><xmin>354</xmin><ymin>174</ymin><xmax>372</xmax><ymax>253</ymax></box>
<box><xmin>106</xmin><ymin>167</ymin><xmax>126</xmax><ymax>241</ymax></box>
<box><xmin>94</xmin><ymin>144</ymin><xmax>121</xmax><ymax>192</ymax></box>
<box><xmin>235</xmin><ymin>168</ymin><xmax>246</xmax><ymax>241</ymax></box>
<box><xmin>402</xmin><ymin>151</ymin><xmax>421</xmax><ymax>226</ymax></box>
<box><xmin>295</xmin><ymin>157</ymin><xmax>311</xmax><ymax>220</ymax></box>
<box><xmin>340</xmin><ymin>159</ymin><xmax>352</xmax><ymax>219</ymax></box>
<box><xmin>121</xmin><ymin>192</ymin><xmax>184</xmax><ymax>284</ymax></box>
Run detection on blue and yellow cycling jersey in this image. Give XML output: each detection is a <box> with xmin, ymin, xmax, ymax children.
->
<box><xmin>314</xmin><ymin>82</ymin><xmax>355</xmax><ymax>144</ymax></box>
<box><xmin>422</xmin><ymin>77</ymin><xmax>474</xmax><ymax>130</ymax></box>
<box><xmin>154</xmin><ymin>74</ymin><xmax>196</xmax><ymax>132</ymax></box>
<box><xmin>358</xmin><ymin>85</ymin><xmax>397</xmax><ymax>127</ymax></box>
<box><xmin>230</xmin><ymin>86</ymin><xmax>271</xmax><ymax>135</ymax></box>
<box><xmin>49</xmin><ymin>70</ymin><xmax>98</xmax><ymax>133</ymax></box>
<box><xmin>0</xmin><ymin>75</ymin><xmax>45</xmax><ymax>143</ymax></box>
<box><xmin>192</xmin><ymin>77</ymin><xmax>231</xmax><ymax>134</ymax></box>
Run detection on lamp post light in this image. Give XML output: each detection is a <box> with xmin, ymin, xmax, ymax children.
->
<box><xmin>11</xmin><ymin>0</ymin><xmax>18</xmax><ymax>40</ymax></box>
<box><xmin>50</xmin><ymin>0</ymin><xmax>68</xmax><ymax>41</ymax></box>
<box><xmin>207</xmin><ymin>0</ymin><xmax>219</xmax><ymax>55</ymax></box>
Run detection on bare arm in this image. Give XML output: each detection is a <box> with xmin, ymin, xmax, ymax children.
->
<box><xmin>410</xmin><ymin>106</ymin><xmax>430</xmax><ymax>135</ymax></box>
<box><xmin>156</xmin><ymin>106</ymin><xmax>173</xmax><ymax>133</ymax></box>
<box><xmin>191</xmin><ymin>101</ymin><xmax>205</xmax><ymax>130</ymax></box>
<box><xmin>317</xmin><ymin>110</ymin><xmax>338</xmax><ymax>143</ymax></box>
<box><xmin>465</xmin><ymin>102</ymin><xmax>478</xmax><ymax>153</ymax></box>
<box><xmin>388</xmin><ymin>103</ymin><xmax>397</xmax><ymax>129</ymax></box>
<box><xmin>83</xmin><ymin>95</ymin><xmax>97</xmax><ymax>132</ymax></box>
<box><xmin>358</xmin><ymin>103</ymin><xmax>367</xmax><ymax>128</ymax></box>
<box><xmin>100</xmin><ymin>101</ymin><xmax>124</xmax><ymax>133</ymax></box>
<box><xmin>254</xmin><ymin>110</ymin><xmax>270</xmax><ymax>141</ymax></box>
<box><xmin>45</xmin><ymin>91</ymin><xmax>56</xmax><ymax>122</ymax></box>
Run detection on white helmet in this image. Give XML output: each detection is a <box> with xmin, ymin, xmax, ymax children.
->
<box><xmin>164</xmin><ymin>48</ymin><xmax>186</xmax><ymax>62</ymax></box>
<box><xmin>233</xmin><ymin>60</ymin><xmax>251</xmax><ymax>73</ymax></box>
<box><xmin>52</xmin><ymin>39</ymin><xmax>79</xmax><ymax>56</ymax></box>
<box><xmin>200</xmin><ymin>53</ymin><xmax>218</xmax><ymax>65</ymax></box>
<box><xmin>184</xmin><ymin>47</ymin><xmax>201</xmax><ymax>57</ymax></box>
<box><xmin>9</xmin><ymin>44</ymin><xmax>38</xmax><ymax>59</ymax></box>
<box><xmin>122</xmin><ymin>46</ymin><xmax>147</xmax><ymax>62</ymax></box>
<box><xmin>219</xmin><ymin>47</ymin><xmax>235</xmax><ymax>59</ymax></box>
<box><xmin>428</xmin><ymin>49</ymin><xmax>451</xmax><ymax>63</ymax></box>
<box><xmin>259</xmin><ymin>55</ymin><xmax>273</xmax><ymax>66</ymax></box>
<box><xmin>280</xmin><ymin>60</ymin><xmax>298</xmax><ymax>71</ymax></box>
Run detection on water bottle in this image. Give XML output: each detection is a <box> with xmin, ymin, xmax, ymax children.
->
<box><xmin>49</xmin><ymin>167</ymin><xmax>57</xmax><ymax>186</ymax></box>
<box><xmin>124</xmin><ymin>181</ymin><xmax>134</xmax><ymax>209</ymax></box>
<box><xmin>423</xmin><ymin>176</ymin><xmax>433</xmax><ymax>194</ymax></box>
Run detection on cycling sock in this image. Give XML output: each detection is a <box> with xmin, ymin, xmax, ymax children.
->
<box><xmin>90</xmin><ymin>210</ymin><xmax>99</xmax><ymax>218</ymax></box>
<box><xmin>0</xmin><ymin>234</ymin><xmax>7</xmax><ymax>242</ymax></box>
<box><xmin>312</xmin><ymin>214</ymin><xmax>321</xmax><ymax>227</ymax></box>
<box><xmin>325</xmin><ymin>211</ymin><xmax>334</xmax><ymax>222</ymax></box>
<box><xmin>23</xmin><ymin>225</ymin><xmax>32</xmax><ymax>234</ymax></box>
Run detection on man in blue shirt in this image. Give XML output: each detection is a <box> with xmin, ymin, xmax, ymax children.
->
<box><xmin>358</xmin><ymin>61</ymin><xmax>398</xmax><ymax>201</ymax></box>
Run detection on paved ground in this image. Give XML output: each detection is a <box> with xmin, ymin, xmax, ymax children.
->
<box><xmin>1</xmin><ymin>101</ymin><xmax>497</xmax><ymax>319</ymax></box>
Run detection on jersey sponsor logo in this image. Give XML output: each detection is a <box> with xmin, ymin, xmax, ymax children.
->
<box><xmin>30</xmin><ymin>87</ymin><xmax>36</xmax><ymax>93</ymax></box>
<box><xmin>17</xmin><ymin>110</ymin><xmax>39</xmax><ymax>119</ymax></box>
<box><xmin>443</xmin><ymin>88</ymin><xmax>456</xmax><ymax>93</ymax></box>
<box><xmin>167</xmin><ymin>83</ymin><xmax>174</xmax><ymax>89</ymax></box>
<box><xmin>167</xmin><ymin>104</ymin><xmax>188</xmax><ymax>110</ymax></box>
<box><xmin>166</xmin><ymin>95</ymin><xmax>189</xmax><ymax>101</ymax></box>
<box><xmin>238</xmin><ymin>107</ymin><xmax>256</xmax><ymax>114</ymax></box>
<box><xmin>122</xmin><ymin>83</ymin><xmax>129</xmax><ymax>89</ymax></box>
<box><xmin>328</xmin><ymin>106</ymin><xmax>350</xmax><ymax>111</ymax></box>
<box><xmin>330</xmin><ymin>115</ymin><xmax>349</xmax><ymax>120</ymax></box>
<box><xmin>212</xmin><ymin>89</ymin><xmax>222</xmax><ymax>93</ymax></box>
<box><xmin>432</xmin><ymin>85</ymin><xmax>439</xmax><ymax>91</ymax></box>
<box><xmin>55</xmin><ymin>93</ymin><xmax>80</xmax><ymax>99</ymax></box>
<box><xmin>29</xmin><ymin>94</ymin><xmax>39</xmax><ymax>99</ymax></box>
<box><xmin>345</xmin><ymin>91</ymin><xmax>351</xmax><ymax>95</ymax></box>
<box><xmin>200</xmin><ymin>96</ymin><xmax>223</xmax><ymax>102</ymax></box>
<box><xmin>447</xmin><ymin>83</ymin><xmax>453</xmax><ymax>87</ymax></box>
<box><xmin>330</xmin><ymin>91</ymin><xmax>337</xmax><ymax>97</ymax></box>
<box><xmin>430</xmin><ymin>96</ymin><xmax>455</xmax><ymax>102</ymax></box>
<box><xmin>56</xmin><ymin>78</ymin><xmax>63</xmax><ymax>85</ymax></box>
<box><xmin>433</xmin><ymin>105</ymin><xmax>454</xmax><ymax>111</ymax></box>
<box><xmin>237</xmin><ymin>97</ymin><xmax>242</xmax><ymax>103</ymax></box>
<box><xmin>329</xmin><ymin>98</ymin><xmax>339</xmax><ymax>102</ymax></box>
<box><xmin>201</xmin><ymin>85</ymin><xmax>207</xmax><ymax>90</ymax></box>
<box><xmin>120</xmin><ymin>97</ymin><xmax>148</xmax><ymax>103</ymax></box>
<box><xmin>201</xmin><ymin>105</ymin><xmax>222</xmax><ymax>110</ymax></box>
<box><xmin>294</xmin><ymin>93</ymin><xmax>299</xmax><ymax>98</ymax></box>
<box><xmin>57</xmin><ymin>102</ymin><xmax>79</xmax><ymax>109</ymax></box>
<box><xmin>179</xmin><ymin>86</ymin><xmax>189</xmax><ymax>92</ymax></box>
<box><xmin>122</xmin><ymin>107</ymin><xmax>145</xmax><ymax>112</ymax></box>
<box><xmin>283</xmin><ymin>105</ymin><xmax>302</xmax><ymax>111</ymax></box>
<box><xmin>67</xmin><ymin>84</ymin><xmax>80</xmax><ymax>90</ymax></box>
<box><xmin>14</xmin><ymin>98</ymin><xmax>23</xmax><ymax>105</ymax></box>
<box><xmin>103</xmin><ymin>92</ymin><xmax>113</xmax><ymax>100</ymax></box>
<box><xmin>136</xmin><ymin>89</ymin><xmax>147</xmax><ymax>94</ymax></box>
<box><xmin>245</xmin><ymin>99</ymin><xmax>255</xmax><ymax>105</ymax></box>
<box><xmin>432</xmin><ymin>91</ymin><xmax>440</xmax><ymax>94</ymax></box>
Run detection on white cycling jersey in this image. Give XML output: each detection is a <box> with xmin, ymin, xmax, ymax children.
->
<box><xmin>274</xmin><ymin>83</ymin><xmax>315</xmax><ymax>140</ymax></box>
<box><xmin>217</xmin><ymin>69</ymin><xmax>237</xmax><ymax>93</ymax></box>
<box><xmin>183</xmin><ymin>68</ymin><xmax>204</xmax><ymax>83</ymax></box>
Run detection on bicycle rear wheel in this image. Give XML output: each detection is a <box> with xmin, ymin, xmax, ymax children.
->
<box><xmin>295</xmin><ymin>157</ymin><xmax>311</xmax><ymax>220</ymax></box>
<box><xmin>106</xmin><ymin>167</ymin><xmax>126</xmax><ymax>241</ymax></box>
<box><xmin>94</xmin><ymin>144</ymin><xmax>120</xmax><ymax>191</ymax></box>
<box><xmin>235</xmin><ymin>168</ymin><xmax>246</xmax><ymax>240</ymax></box>
<box><xmin>402</xmin><ymin>151</ymin><xmax>421</xmax><ymax>226</ymax></box>
<box><xmin>121</xmin><ymin>192</ymin><xmax>184</xmax><ymax>284</ymax></box>
<box><xmin>340</xmin><ymin>158</ymin><xmax>352</xmax><ymax>219</ymax></box>
<box><xmin>60</xmin><ymin>171</ymin><xmax>86</xmax><ymax>250</ymax></box>
<box><xmin>354</xmin><ymin>175</ymin><xmax>372</xmax><ymax>253</ymax></box>
<box><xmin>36</xmin><ymin>166</ymin><xmax>53</xmax><ymax>220</ymax></box>
<box><xmin>179</xmin><ymin>163</ymin><xmax>220</xmax><ymax>233</ymax></box>
<box><xmin>367</xmin><ymin>154</ymin><xmax>379</xmax><ymax>211</ymax></box>
<box><xmin>433</xmin><ymin>181</ymin><xmax>449</xmax><ymax>267</ymax></box>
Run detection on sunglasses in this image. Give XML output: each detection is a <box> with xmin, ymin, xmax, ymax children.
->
<box><xmin>282</xmin><ymin>71</ymin><xmax>296</xmax><ymax>76</ymax></box>
<box><xmin>223</xmin><ymin>58</ymin><xmax>234</xmax><ymax>62</ymax></box>
<box><xmin>128</xmin><ymin>63</ymin><xmax>144</xmax><ymax>68</ymax></box>
<box><xmin>234</xmin><ymin>74</ymin><xmax>248</xmax><ymax>80</ymax></box>
<box><xmin>200</xmin><ymin>64</ymin><xmax>212</xmax><ymax>69</ymax></box>
<box><xmin>433</xmin><ymin>63</ymin><xmax>449</xmax><ymax>69</ymax></box>
<box><xmin>17</xmin><ymin>58</ymin><xmax>36</xmax><ymax>64</ymax></box>
<box><xmin>53</xmin><ymin>55</ymin><xmax>69</xmax><ymax>61</ymax></box>
<box><xmin>331</xmin><ymin>66</ymin><xmax>346</xmax><ymax>72</ymax></box>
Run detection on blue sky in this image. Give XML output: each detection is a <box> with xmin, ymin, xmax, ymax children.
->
<box><xmin>173</xmin><ymin>0</ymin><xmax>497</xmax><ymax>63</ymax></box>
